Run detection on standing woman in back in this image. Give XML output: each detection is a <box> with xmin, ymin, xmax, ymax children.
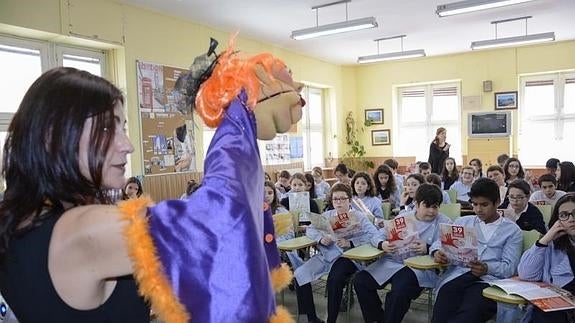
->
<box><xmin>0</xmin><ymin>67</ymin><xmax>149</xmax><ymax>322</ymax></box>
<box><xmin>428</xmin><ymin>127</ymin><xmax>450</xmax><ymax>175</ymax></box>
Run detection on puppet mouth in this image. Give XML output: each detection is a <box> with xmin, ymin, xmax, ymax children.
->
<box><xmin>299</xmin><ymin>95</ymin><xmax>306</xmax><ymax>107</ymax></box>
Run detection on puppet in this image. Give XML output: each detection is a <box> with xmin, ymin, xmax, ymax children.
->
<box><xmin>118</xmin><ymin>38</ymin><xmax>304</xmax><ymax>322</ymax></box>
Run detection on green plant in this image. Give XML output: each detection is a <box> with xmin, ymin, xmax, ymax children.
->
<box><xmin>342</xmin><ymin>121</ymin><xmax>374</xmax><ymax>171</ymax></box>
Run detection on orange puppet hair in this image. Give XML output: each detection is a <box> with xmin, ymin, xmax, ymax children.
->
<box><xmin>195</xmin><ymin>38</ymin><xmax>287</xmax><ymax>128</ymax></box>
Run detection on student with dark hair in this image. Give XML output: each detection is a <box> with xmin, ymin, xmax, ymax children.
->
<box><xmin>486</xmin><ymin>165</ymin><xmax>508</xmax><ymax>204</ymax></box>
<box><xmin>545</xmin><ymin>158</ymin><xmax>560</xmax><ymax>176</ymax></box>
<box><xmin>431</xmin><ymin>178</ymin><xmax>522</xmax><ymax>323</ymax></box>
<box><xmin>304</xmin><ymin>173</ymin><xmax>318</xmax><ymax>199</ymax></box>
<box><xmin>503</xmin><ymin>158</ymin><xmax>526</xmax><ymax>184</ymax></box>
<box><xmin>497</xmin><ymin>154</ymin><xmax>510</xmax><ymax>168</ymax></box>
<box><xmin>384</xmin><ymin>159</ymin><xmax>404</xmax><ymax>193</ymax></box>
<box><xmin>469</xmin><ymin>158</ymin><xmax>484</xmax><ymax>180</ymax></box>
<box><xmin>530</xmin><ymin>174</ymin><xmax>566</xmax><ymax>206</ymax></box>
<box><xmin>418</xmin><ymin>162</ymin><xmax>432</xmax><ymax>177</ymax></box>
<box><xmin>518</xmin><ymin>193</ymin><xmax>575</xmax><ymax>323</ymax></box>
<box><xmin>500</xmin><ymin>179</ymin><xmax>547</xmax><ymax>235</ymax></box>
<box><xmin>351</xmin><ymin>172</ymin><xmax>383</xmax><ymax>219</ymax></box>
<box><xmin>425</xmin><ymin>173</ymin><xmax>452</xmax><ymax>204</ymax></box>
<box><xmin>334</xmin><ymin>163</ymin><xmax>351</xmax><ymax>185</ymax></box>
<box><xmin>275</xmin><ymin>170</ymin><xmax>292</xmax><ymax>199</ymax></box>
<box><xmin>557</xmin><ymin>161</ymin><xmax>575</xmax><ymax>193</ymax></box>
<box><xmin>399</xmin><ymin>173</ymin><xmax>425</xmax><ymax>214</ymax></box>
<box><xmin>354</xmin><ymin>184</ymin><xmax>451</xmax><ymax>323</ymax></box>
<box><xmin>373</xmin><ymin>164</ymin><xmax>400</xmax><ymax>209</ymax></box>
<box><xmin>441</xmin><ymin>157</ymin><xmax>459</xmax><ymax>190</ymax></box>
<box><xmin>450</xmin><ymin>166</ymin><xmax>475</xmax><ymax>208</ymax></box>
<box><xmin>280</xmin><ymin>173</ymin><xmax>320</xmax><ymax>221</ymax></box>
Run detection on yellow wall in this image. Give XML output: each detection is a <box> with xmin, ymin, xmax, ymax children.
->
<box><xmin>0</xmin><ymin>0</ymin><xmax>346</xmax><ymax>175</ymax></box>
<box><xmin>353</xmin><ymin>41</ymin><xmax>575</xmax><ymax>158</ymax></box>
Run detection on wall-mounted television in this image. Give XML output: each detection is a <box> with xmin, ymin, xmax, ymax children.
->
<box><xmin>468</xmin><ymin>111</ymin><xmax>511</xmax><ymax>138</ymax></box>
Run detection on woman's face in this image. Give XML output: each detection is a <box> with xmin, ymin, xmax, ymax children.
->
<box><xmin>331</xmin><ymin>191</ymin><xmax>351</xmax><ymax>214</ymax></box>
<box><xmin>405</xmin><ymin>178</ymin><xmax>421</xmax><ymax>198</ymax></box>
<box><xmin>438</xmin><ymin>130</ymin><xmax>446</xmax><ymax>141</ymax></box>
<box><xmin>378</xmin><ymin>173</ymin><xmax>389</xmax><ymax>186</ymax></box>
<box><xmin>508</xmin><ymin>187</ymin><xmax>528</xmax><ymax>212</ymax></box>
<box><xmin>556</xmin><ymin>167</ymin><xmax>562</xmax><ymax>180</ymax></box>
<box><xmin>79</xmin><ymin>103</ymin><xmax>134</xmax><ymax>189</ymax></box>
<box><xmin>507</xmin><ymin>161</ymin><xmax>521</xmax><ymax>177</ymax></box>
<box><xmin>264</xmin><ymin>186</ymin><xmax>275</xmax><ymax>204</ymax></box>
<box><xmin>445</xmin><ymin>159</ymin><xmax>455</xmax><ymax>172</ymax></box>
<box><xmin>125</xmin><ymin>183</ymin><xmax>139</xmax><ymax>199</ymax></box>
<box><xmin>313</xmin><ymin>173</ymin><xmax>322</xmax><ymax>183</ymax></box>
<box><xmin>335</xmin><ymin>171</ymin><xmax>349</xmax><ymax>184</ymax></box>
<box><xmin>470</xmin><ymin>161</ymin><xmax>480</xmax><ymax>173</ymax></box>
<box><xmin>305</xmin><ymin>179</ymin><xmax>313</xmax><ymax>192</ymax></box>
<box><xmin>354</xmin><ymin>177</ymin><xmax>368</xmax><ymax>196</ymax></box>
<box><xmin>291</xmin><ymin>178</ymin><xmax>306</xmax><ymax>193</ymax></box>
<box><xmin>558</xmin><ymin>201</ymin><xmax>575</xmax><ymax>236</ymax></box>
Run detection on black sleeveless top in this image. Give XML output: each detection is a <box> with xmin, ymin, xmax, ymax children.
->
<box><xmin>0</xmin><ymin>212</ymin><xmax>149</xmax><ymax>322</ymax></box>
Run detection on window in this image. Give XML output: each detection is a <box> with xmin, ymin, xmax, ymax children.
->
<box><xmin>519</xmin><ymin>72</ymin><xmax>575</xmax><ymax>166</ymax></box>
<box><xmin>395</xmin><ymin>83</ymin><xmax>462</xmax><ymax>164</ymax></box>
<box><xmin>300</xmin><ymin>86</ymin><xmax>325</xmax><ymax>170</ymax></box>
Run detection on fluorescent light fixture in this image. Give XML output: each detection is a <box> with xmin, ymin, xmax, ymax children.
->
<box><xmin>358</xmin><ymin>49</ymin><xmax>426</xmax><ymax>64</ymax></box>
<box><xmin>291</xmin><ymin>16</ymin><xmax>377</xmax><ymax>40</ymax></box>
<box><xmin>471</xmin><ymin>32</ymin><xmax>555</xmax><ymax>49</ymax></box>
<box><xmin>437</xmin><ymin>0</ymin><xmax>537</xmax><ymax>17</ymax></box>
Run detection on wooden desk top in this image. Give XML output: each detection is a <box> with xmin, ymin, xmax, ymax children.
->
<box><xmin>342</xmin><ymin>244</ymin><xmax>384</xmax><ymax>261</ymax></box>
<box><xmin>482</xmin><ymin>286</ymin><xmax>528</xmax><ymax>305</ymax></box>
<box><xmin>404</xmin><ymin>255</ymin><xmax>443</xmax><ymax>270</ymax></box>
<box><xmin>277</xmin><ymin>236</ymin><xmax>316</xmax><ymax>251</ymax></box>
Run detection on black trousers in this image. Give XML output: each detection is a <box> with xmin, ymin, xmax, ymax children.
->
<box><xmin>432</xmin><ymin>272</ymin><xmax>496</xmax><ymax>323</ymax></box>
<box><xmin>354</xmin><ymin>266</ymin><xmax>423</xmax><ymax>323</ymax></box>
<box><xmin>326</xmin><ymin>257</ymin><xmax>359</xmax><ymax>323</ymax></box>
<box><xmin>295</xmin><ymin>281</ymin><xmax>320</xmax><ymax>321</ymax></box>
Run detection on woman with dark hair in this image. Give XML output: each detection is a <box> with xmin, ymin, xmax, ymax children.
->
<box><xmin>123</xmin><ymin>177</ymin><xmax>143</xmax><ymax>200</ymax></box>
<box><xmin>334</xmin><ymin>163</ymin><xmax>351</xmax><ymax>185</ymax></box>
<box><xmin>441</xmin><ymin>157</ymin><xmax>459</xmax><ymax>190</ymax></box>
<box><xmin>373</xmin><ymin>164</ymin><xmax>400</xmax><ymax>209</ymax></box>
<box><xmin>518</xmin><ymin>193</ymin><xmax>575</xmax><ymax>322</ymax></box>
<box><xmin>557</xmin><ymin>161</ymin><xmax>575</xmax><ymax>192</ymax></box>
<box><xmin>0</xmin><ymin>67</ymin><xmax>149</xmax><ymax>321</ymax></box>
<box><xmin>428</xmin><ymin>127</ymin><xmax>450</xmax><ymax>175</ymax></box>
<box><xmin>503</xmin><ymin>157</ymin><xmax>526</xmax><ymax>184</ymax></box>
<box><xmin>469</xmin><ymin>158</ymin><xmax>483</xmax><ymax>180</ymax></box>
<box><xmin>304</xmin><ymin>173</ymin><xmax>318</xmax><ymax>199</ymax></box>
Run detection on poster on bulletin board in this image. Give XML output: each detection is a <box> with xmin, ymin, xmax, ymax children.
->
<box><xmin>136</xmin><ymin>60</ymin><xmax>197</xmax><ymax>175</ymax></box>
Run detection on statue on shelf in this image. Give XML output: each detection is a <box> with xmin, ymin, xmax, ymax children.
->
<box><xmin>346</xmin><ymin>111</ymin><xmax>355</xmax><ymax>144</ymax></box>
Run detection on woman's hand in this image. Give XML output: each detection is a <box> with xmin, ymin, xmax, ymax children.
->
<box><xmin>539</xmin><ymin>221</ymin><xmax>567</xmax><ymax>245</ymax></box>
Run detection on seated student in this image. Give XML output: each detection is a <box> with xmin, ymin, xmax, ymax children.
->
<box><xmin>373</xmin><ymin>164</ymin><xmax>401</xmax><ymax>209</ymax></box>
<box><xmin>487</xmin><ymin>165</ymin><xmax>508</xmax><ymax>204</ymax></box>
<box><xmin>280</xmin><ymin>173</ymin><xmax>320</xmax><ymax>224</ymax></box>
<box><xmin>384</xmin><ymin>159</ymin><xmax>404</xmax><ymax>194</ymax></box>
<box><xmin>469</xmin><ymin>158</ymin><xmax>484</xmax><ymax>180</ymax></box>
<box><xmin>334</xmin><ymin>163</ymin><xmax>352</xmax><ymax>186</ymax></box>
<box><xmin>351</xmin><ymin>172</ymin><xmax>384</xmax><ymax>219</ymax></box>
<box><xmin>305</xmin><ymin>173</ymin><xmax>318</xmax><ymax>199</ymax></box>
<box><xmin>450</xmin><ymin>166</ymin><xmax>475</xmax><ymax>208</ymax></box>
<box><xmin>294</xmin><ymin>183</ymin><xmax>378</xmax><ymax>323</ymax></box>
<box><xmin>497</xmin><ymin>153</ymin><xmax>510</xmax><ymax>168</ymax></box>
<box><xmin>418</xmin><ymin>162</ymin><xmax>432</xmax><ymax>177</ymax></box>
<box><xmin>529</xmin><ymin>174</ymin><xmax>566</xmax><ymax>206</ymax></box>
<box><xmin>430</xmin><ymin>178</ymin><xmax>523</xmax><ymax>323</ymax></box>
<box><xmin>425</xmin><ymin>173</ymin><xmax>452</xmax><ymax>204</ymax></box>
<box><xmin>312</xmin><ymin>166</ymin><xmax>331</xmax><ymax>200</ymax></box>
<box><xmin>518</xmin><ymin>193</ymin><xmax>575</xmax><ymax>323</ymax></box>
<box><xmin>399</xmin><ymin>173</ymin><xmax>425</xmax><ymax>214</ymax></box>
<box><xmin>275</xmin><ymin>170</ymin><xmax>292</xmax><ymax>200</ymax></box>
<box><xmin>354</xmin><ymin>184</ymin><xmax>452</xmax><ymax>323</ymax></box>
<box><xmin>441</xmin><ymin>157</ymin><xmax>459</xmax><ymax>190</ymax></box>
<box><xmin>545</xmin><ymin>158</ymin><xmax>560</xmax><ymax>177</ymax></box>
<box><xmin>557</xmin><ymin>161</ymin><xmax>575</xmax><ymax>193</ymax></box>
<box><xmin>500</xmin><ymin>179</ymin><xmax>547</xmax><ymax>235</ymax></box>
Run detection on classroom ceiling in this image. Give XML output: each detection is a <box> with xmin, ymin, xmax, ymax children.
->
<box><xmin>120</xmin><ymin>0</ymin><xmax>575</xmax><ymax>65</ymax></box>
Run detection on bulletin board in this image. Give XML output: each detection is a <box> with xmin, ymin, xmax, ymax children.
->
<box><xmin>136</xmin><ymin>60</ymin><xmax>197</xmax><ymax>175</ymax></box>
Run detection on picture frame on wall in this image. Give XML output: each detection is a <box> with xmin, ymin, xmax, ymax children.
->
<box><xmin>371</xmin><ymin>129</ymin><xmax>391</xmax><ymax>146</ymax></box>
<box><xmin>494</xmin><ymin>91</ymin><xmax>518</xmax><ymax>110</ymax></box>
<box><xmin>365</xmin><ymin>108</ymin><xmax>384</xmax><ymax>124</ymax></box>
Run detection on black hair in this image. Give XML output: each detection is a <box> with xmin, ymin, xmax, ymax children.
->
<box><xmin>373</xmin><ymin>164</ymin><xmax>397</xmax><ymax>193</ymax></box>
<box><xmin>414</xmin><ymin>183</ymin><xmax>442</xmax><ymax>207</ymax></box>
<box><xmin>406</xmin><ymin>173</ymin><xmax>425</xmax><ymax>185</ymax></box>
<box><xmin>0</xmin><ymin>67</ymin><xmax>124</xmax><ymax>263</ymax></box>
<box><xmin>508</xmin><ymin>179</ymin><xmax>531</xmax><ymax>196</ymax></box>
<box><xmin>548</xmin><ymin>193</ymin><xmax>575</xmax><ymax>255</ymax></box>
<box><xmin>351</xmin><ymin>172</ymin><xmax>376</xmax><ymax>197</ymax></box>
<box><xmin>335</xmin><ymin>163</ymin><xmax>349</xmax><ymax>175</ymax></box>
<box><xmin>326</xmin><ymin>183</ymin><xmax>353</xmax><ymax>211</ymax></box>
<box><xmin>469</xmin><ymin>158</ymin><xmax>483</xmax><ymax>177</ymax></box>
<box><xmin>304</xmin><ymin>173</ymin><xmax>317</xmax><ymax>199</ymax></box>
<box><xmin>468</xmin><ymin>178</ymin><xmax>500</xmax><ymax>204</ymax></box>
<box><xmin>503</xmin><ymin>158</ymin><xmax>525</xmax><ymax>181</ymax></box>
<box><xmin>383</xmin><ymin>159</ymin><xmax>398</xmax><ymax>170</ymax></box>
<box><xmin>123</xmin><ymin>177</ymin><xmax>143</xmax><ymax>199</ymax></box>
<box><xmin>279</xmin><ymin>170</ymin><xmax>291</xmax><ymax>179</ymax></box>
<box><xmin>425</xmin><ymin>173</ymin><xmax>442</xmax><ymax>187</ymax></box>
<box><xmin>418</xmin><ymin>162</ymin><xmax>431</xmax><ymax>171</ymax></box>
<box><xmin>264</xmin><ymin>181</ymin><xmax>281</xmax><ymax>213</ymax></box>
<box><xmin>441</xmin><ymin>157</ymin><xmax>459</xmax><ymax>183</ymax></box>
<box><xmin>497</xmin><ymin>154</ymin><xmax>510</xmax><ymax>165</ymax></box>
<box><xmin>558</xmin><ymin>162</ymin><xmax>575</xmax><ymax>192</ymax></box>
<box><xmin>538</xmin><ymin>174</ymin><xmax>557</xmax><ymax>186</ymax></box>
<box><xmin>486</xmin><ymin>165</ymin><xmax>504</xmax><ymax>175</ymax></box>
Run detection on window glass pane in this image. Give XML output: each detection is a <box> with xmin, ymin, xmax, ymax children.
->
<box><xmin>62</xmin><ymin>54</ymin><xmax>102</xmax><ymax>76</ymax></box>
<box><xmin>309</xmin><ymin>131</ymin><xmax>324</xmax><ymax>168</ymax></box>
<box><xmin>523</xmin><ymin>83</ymin><xmax>554</xmax><ymax>117</ymax></box>
<box><xmin>400</xmin><ymin>96</ymin><xmax>426</xmax><ymax>123</ymax></box>
<box><xmin>564</xmin><ymin>82</ymin><xmax>575</xmax><ymax>114</ymax></box>
<box><xmin>307</xmin><ymin>91</ymin><xmax>322</xmax><ymax>124</ymax></box>
<box><xmin>0</xmin><ymin>44</ymin><xmax>42</xmax><ymax>113</ymax></box>
<box><xmin>519</xmin><ymin>120</ymin><xmax>554</xmax><ymax>166</ymax></box>
<box><xmin>396</xmin><ymin>126</ymin><xmax>427</xmax><ymax>161</ymax></box>
<box><xmin>432</xmin><ymin>94</ymin><xmax>458</xmax><ymax>121</ymax></box>
<box><xmin>202</xmin><ymin>129</ymin><xmax>215</xmax><ymax>160</ymax></box>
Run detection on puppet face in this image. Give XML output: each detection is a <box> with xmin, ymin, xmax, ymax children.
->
<box><xmin>254</xmin><ymin>62</ymin><xmax>305</xmax><ymax>140</ymax></box>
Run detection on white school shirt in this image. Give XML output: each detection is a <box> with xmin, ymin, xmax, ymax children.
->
<box><xmin>478</xmin><ymin>215</ymin><xmax>504</xmax><ymax>241</ymax></box>
<box><xmin>529</xmin><ymin>190</ymin><xmax>566</xmax><ymax>206</ymax></box>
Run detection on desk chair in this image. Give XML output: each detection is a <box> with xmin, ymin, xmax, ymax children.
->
<box><xmin>404</xmin><ymin>255</ymin><xmax>445</xmax><ymax>323</ymax></box>
<box><xmin>447</xmin><ymin>189</ymin><xmax>457</xmax><ymax>204</ymax></box>
<box><xmin>439</xmin><ymin>203</ymin><xmax>461</xmax><ymax>221</ymax></box>
<box><xmin>535</xmin><ymin>204</ymin><xmax>552</xmax><ymax>225</ymax></box>
<box><xmin>314</xmin><ymin>198</ymin><xmax>326</xmax><ymax>213</ymax></box>
<box><xmin>382</xmin><ymin>202</ymin><xmax>392</xmax><ymax>220</ymax></box>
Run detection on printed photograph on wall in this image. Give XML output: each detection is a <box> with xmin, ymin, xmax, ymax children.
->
<box><xmin>372</xmin><ymin>129</ymin><xmax>391</xmax><ymax>146</ymax></box>
<box><xmin>365</xmin><ymin>108</ymin><xmax>384</xmax><ymax>124</ymax></box>
<box><xmin>494</xmin><ymin>91</ymin><xmax>518</xmax><ymax>110</ymax></box>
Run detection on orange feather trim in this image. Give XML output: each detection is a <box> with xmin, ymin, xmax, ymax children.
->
<box><xmin>118</xmin><ymin>197</ymin><xmax>190</xmax><ymax>323</ymax></box>
<box><xmin>269</xmin><ymin>305</ymin><xmax>295</xmax><ymax>323</ymax></box>
<box><xmin>270</xmin><ymin>263</ymin><xmax>293</xmax><ymax>293</ymax></box>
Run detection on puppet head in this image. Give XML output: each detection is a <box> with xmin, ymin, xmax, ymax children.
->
<box><xmin>176</xmin><ymin>38</ymin><xmax>305</xmax><ymax>140</ymax></box>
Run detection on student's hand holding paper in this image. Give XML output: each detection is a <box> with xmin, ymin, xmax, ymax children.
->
<box><xmin>381</xmin><ymin>241</ymin><xmax>397</xmax><ymax>254</ymax></box>
<box><xmin>468</xmin><ymin>260</ymin><xmax>488</xmax><ymax>277</ymax></box>
<box><xmin>336</xmin><ymin>238</ymin><xmax>351</xmax><ymax>248</ymax></box>
<box><xmin>410</xmin><ymin>240</ymin><xmax>427</xmax><ymax>255</ymax></box>
<box><xmin>320</xmin><ymin>235</ymin><xmax>334</xmax><ymax>246</ymax></box>
<box><xmin>434</xmin><ymin>249</ymin><xmax>449</xmax><ymax>265</ymax></box>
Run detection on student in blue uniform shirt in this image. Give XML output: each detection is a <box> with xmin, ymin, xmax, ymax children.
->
<box><xmin>430</xmin><ymin>178</ymin><xmax>523</xmax><ymax>323</ymax></box>
<box><xmin>351</xmin><ymin>172</ymin><xmax>384</xmax><ymax>219</ymax></box>
<box><xmin>354</xmin><ymin>184</ymin><xmax>452</xmax><ymax>323</ymax></box>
